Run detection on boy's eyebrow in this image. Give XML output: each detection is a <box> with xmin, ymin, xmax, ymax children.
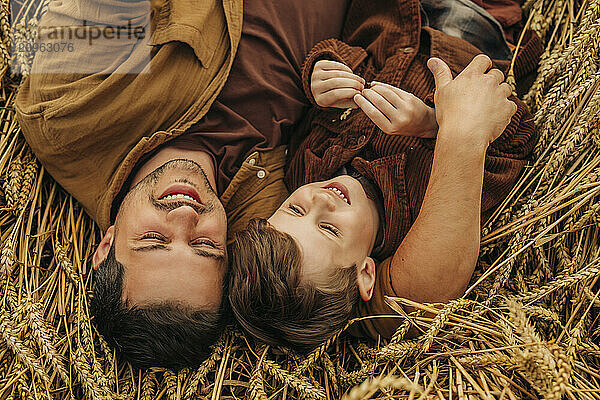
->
<box><xmin>274</xmin><ymin>208</ymin><xmax>340</xmax><ymax>245</ymax></box>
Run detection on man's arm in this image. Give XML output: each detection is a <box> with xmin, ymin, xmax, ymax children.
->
<box><xmin>390</xmin><ymin>55</ymin><xmax>518</xmax><ymax>303</ymax></box>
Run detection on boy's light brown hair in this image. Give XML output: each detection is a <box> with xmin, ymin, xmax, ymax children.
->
<box><xmin>228</xmin><ymin>219</ymin><xmax>359</xmax><ymax>352</ymax></box>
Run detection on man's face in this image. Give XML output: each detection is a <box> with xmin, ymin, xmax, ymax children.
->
<box><xmin>267</xmin><ymin>175</ymin><xmax>379</xmax><ymax>286</ymax></box>
<box><xmin>97</xmin><ymin>159</ymin><xmax>227</xmax><ymax>308</ymax></box>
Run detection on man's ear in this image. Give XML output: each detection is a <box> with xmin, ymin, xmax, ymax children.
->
<box><xmin>92</xmin><ymin>226</ymin><xmax>115</xmax><ymax>271</ymax></box>
<box><xmin>357</xmin><ymin>257</ymin><xmax>376</xmax><ymax>301</ymax></box>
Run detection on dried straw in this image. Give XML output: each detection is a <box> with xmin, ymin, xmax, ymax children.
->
<box><xmin>1</xmin><ymin>0</ymin><xmax>599</xmax><ymax>398</ymax></box>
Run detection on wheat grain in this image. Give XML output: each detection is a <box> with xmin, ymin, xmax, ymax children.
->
<box><xmin>24</xmin><ymin>301</ymin><xmax>69</xmax><ymax>383</ymax></box>
<box><xmin>70</xmin><ymin>345</ymin><xmax>111</xmax><ymax>400</ymax></box>
<box><xmin>262</xmin><ymin>359</ymin><xmax>325</xmax><ymax>400</ymax></box>
<box><xmin>184</xmin><ymin>333</ymin><xmax>225</xmax><ymax>399</ymax></box>
<box><xmin>248</xmin><ymin>347</ymin><xmax>269</xmax><ymax>400</ymax></box>
<box><xmin>54</xmin><ymin>242</ymin><xmax>81</xmax><ymax>284</ymax></box>
<box><xmin>140</xmin><ymin>371</ymin><xmax>157</xmax><ymax>400</ymax></box>
<box><xmin>163</xmin><ymin>370</ymin><xmax>177</xmax><ymax>400</ymax></box>
<box><xmin>421</xmin><ymin>299</ymin><xmax>470</xmax><ymax>353</ymax></box>
<box><xmin>341</xmin><ymin>375</ymin><xmax>421</xmax><ymax>400</ymax></box>
<box><xmin>0</xmin><ymin>313</ymin><xmax>52</xmax><ymax>389</ymax></box>
<box><xmin>16</xmin><ymin>152</ymin><xmax>36</xmax><ymax>211</ymax></box>
<box><xmin>517</xmin><ymin>263</ymin><xmax>600</xmax><ymax>302</ymax></box>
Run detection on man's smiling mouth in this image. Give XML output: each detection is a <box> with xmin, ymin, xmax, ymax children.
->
<box><xmin>156</xmin><ymin>183</ymin><xmax>207</xmax><ymax>212</ymax></box>
<box><xmin>159</xmin><ymin>184</ymin><xmax>203</xmax><ymax>205</ymax></box>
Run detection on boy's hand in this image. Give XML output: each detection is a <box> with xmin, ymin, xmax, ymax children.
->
<box><xmin>427</xmin><ymin>54</ymin><xmax>517</xmax><ymax>148</ymax></box>
<box><xmin>353</xmin><ymin>82</ymin><xmax>438</xmax><ymax>138</ymax></box>
<box><xmin>311</xmin><ymin>60</ymin><xmax>365</xmax><ymax>108</ymax></box>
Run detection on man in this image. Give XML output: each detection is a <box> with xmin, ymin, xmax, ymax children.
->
<box><xmin>15</xmin><ymin>0</ymin><xmax>350</xmax><ymax>368</ymax></box>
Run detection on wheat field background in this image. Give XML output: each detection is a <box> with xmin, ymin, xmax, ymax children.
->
<box><xmin>0</xmin><ymin>0</ymin><xmax>599</xmax><ymax>398</ymax></box>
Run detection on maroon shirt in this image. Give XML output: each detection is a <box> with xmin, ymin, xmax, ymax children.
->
<box><xmin>168</xmin><ymin>0</ymin><xmax>350</xmax><ymax>194</ymax></box>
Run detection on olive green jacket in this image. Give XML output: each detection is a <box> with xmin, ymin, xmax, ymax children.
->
<box><xmin>14</xmin><ymin>0</ymin><xmax>281</xmax><ymax>233</ymax></box>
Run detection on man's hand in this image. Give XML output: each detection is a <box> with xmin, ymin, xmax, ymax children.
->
<box><xmin>353</xmin><ymin>81</ymin><xmax>438</xmax><ymax>138</ymax></box>
<box><xmin>427</xmin><ymin>54</ymin><xmax>516</xmax><ymax>147</ymax></box>
<box><xmin>311</xmin><ymin>60</ymin><xmax>365</xmax><ymax>108</ymax></box>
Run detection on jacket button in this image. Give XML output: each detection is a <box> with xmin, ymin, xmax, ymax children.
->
<box><xmin>257</xmin><ymin>170</ymin><xmax>266</xmax><ymax>179</ymax></box>
<box><xmin>357</xmin><ymin>135</ymin><xmax>367</xmax><ymax>145</ymax></box>
<box><xmin>403</xmin><ymin>47</ymin><xmax>414</xmax><ymax>54</ymax></box>
<box><xmin>248</xmin><ymin>158</ymin><xmax>256</xmax><ymax>165</ymax></box>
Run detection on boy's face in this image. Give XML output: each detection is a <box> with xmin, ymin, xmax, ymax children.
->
<box><xmin>267</xmin><ymin>176</ymin><xmax>380</xmax><ymax>285</ymax></box>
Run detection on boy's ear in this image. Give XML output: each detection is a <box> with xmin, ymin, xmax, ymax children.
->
<box><xmin>92</xmin><ymin>226</ymin><xmax>115</xmax><ymax>271</ymax></box>
<box><xmin>357</xmin><ymin>257</ymin><xmax>376</xmax><ymax>301</ymax></box>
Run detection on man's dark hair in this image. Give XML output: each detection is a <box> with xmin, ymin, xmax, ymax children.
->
<box><xmin>228</xmin><ymin>219</ymin><xmax>359</xmax><ymax>353</ymax></box>
<box><xmin>91</xmin><ymin>245</ymin><xmax>226</xmax><ymax>369</ymax></box>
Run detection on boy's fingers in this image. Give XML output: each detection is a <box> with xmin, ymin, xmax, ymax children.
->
<box><xmin>371</xmin><ymin>81</ymin><xmax>412</xmax><ymax>101</ymax></box>
<box><xmin>368</xmin><ymin>85</ymin><xmax>404</xmax><ymax>109</ymax></box>
<box><xmin>354</xmin><ymin>94</ymin><xmax>392</xmax><ymax>131</ymax></box>
<box><xmin>362</xmin><ymin>88</ymin><xmax>397</xmax><ymax>118</ymax></box>
<box><xmin>320</xmin><ymin>88</ymin><xmax>361</xmax><ymax>105</ymax></box>
<box><xmin>318</xmin><ymin>69</ymin><xmax>366</xmax><ymax>85</ymax></box>
<box><xmin>316</xmin><ymin>60</ymin><xmax>354</xmax><ymax>73</ymax></box>
<box><xmin>318</xmin><ymin>78</ymin><xmax>364</xmax><ymax>92</ymax></box>
<box><xmin>332</xmin><ymin>99</ymin><xmax>359</xmax><ymax>109</ymax></box>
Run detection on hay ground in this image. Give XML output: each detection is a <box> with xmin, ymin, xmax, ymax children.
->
<box><xmin>1</xmin><ymin>0</ymin><xmax>599</xmax><ymax>398</ymax></box>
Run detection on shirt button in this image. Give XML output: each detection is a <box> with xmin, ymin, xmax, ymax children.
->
<box><xmin>257</xmin><ymin>170</ymin><xmax>266</xmax><ymax>179</ymax></box>
<box><xmin>403</xmin><ymin>47</ymin><xmax>414</xmax><ymax>54</ymax></box>
<box><xmin>248</xmin><ymin>158</ymin><xmax>256</xmax><ymax>165</ymax></box>
<box><xmin>357</xmin><ymin>135</ymin><xmax>367</xmax><ymax>145</ymax></box>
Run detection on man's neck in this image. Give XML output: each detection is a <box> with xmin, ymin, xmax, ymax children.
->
<box><xmin>130</xmin><ymin>147</ymin><xmax>217</xmax><ymax>192</ymax></box>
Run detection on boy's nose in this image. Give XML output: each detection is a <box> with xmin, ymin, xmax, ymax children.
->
<box><xmin>312</xmin><ymin>189</ymin><xmax>336</xmax><ymax>212</ymax></box>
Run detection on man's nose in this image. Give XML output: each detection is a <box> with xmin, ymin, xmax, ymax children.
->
<box><xmin>165</xmin><ymin>205</ymin><xmax>200</xmax><ymax>229</ymax></box>
<box><xmin>312</xmin><ymin>189</ymin><xmax>336</xmax><ymax>212</ymax></box>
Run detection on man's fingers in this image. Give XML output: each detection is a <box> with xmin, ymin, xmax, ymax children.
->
<box><xmin>499</xmin><ymin>82</ymin><xmax>513</xmax><ymax>97</ymax></box>
<box><xmin>507</xmin><ymin>99</ymin><xmax>518</xmax><ymax>116</ymax></box>
<box><xmin>315</xmin><ymin>60</ymin><xmax>354</xmax><ymax>73</ymax></box>
<box><xmin>464</xmin><ymin>54</ymin><xmax>493</xmax><ymax>75</ymax></box>
<box><xmin>427</xmin><ymin>57</ymin><xmax>452</xmax><ymax>88</ymax></box>
<box><xmin>486</xmin><ymin>68</ymin><xmax>505</xmax><ymax>84</ymax></box>
<box><xmin>317</xmin><ymin>78</ymin><xmax>365</xmax><ymax>92</ymax></box>
<box><xmin>362</xmin><ymin>88</ymin><xmax>400</xmax><ymax>116</ymax></box>
<box><xmin>354</xmin><ymin>94</ymin><xmax>392</xmax><ymax>131</ymax></box>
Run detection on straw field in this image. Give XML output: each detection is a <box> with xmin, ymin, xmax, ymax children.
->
<box><xmin>1</xmin><ymin>0</ymin><xmax>599</xmax><ymax>398</ymax></box>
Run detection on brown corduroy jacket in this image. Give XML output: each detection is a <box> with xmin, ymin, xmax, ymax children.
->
<box><xmin>284</xmin><ymin>0</ymin><xmax>542</xmax><ymax>338</ymax></box>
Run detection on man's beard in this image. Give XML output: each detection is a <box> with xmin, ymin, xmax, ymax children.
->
<box><xmin>120</xmin><ymin>159</ymin><xmax>218</xmax><ymax>214</ymax></box>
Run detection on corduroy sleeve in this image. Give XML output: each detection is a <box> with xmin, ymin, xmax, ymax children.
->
<box><xmin>301</xmin><ymin>38</ymin><xmax>369</xmax><ymax>108</ymax></box>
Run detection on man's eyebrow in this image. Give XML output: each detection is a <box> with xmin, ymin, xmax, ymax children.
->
<box><xmin>132</xmin><ymin>244</ymin><xmax>225</xmax><ymax>261</ymax></box>
<box><xmin>132</xmin><ymin>244</ymin><xmax>170</xmax><ymax>252</ymax></box>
